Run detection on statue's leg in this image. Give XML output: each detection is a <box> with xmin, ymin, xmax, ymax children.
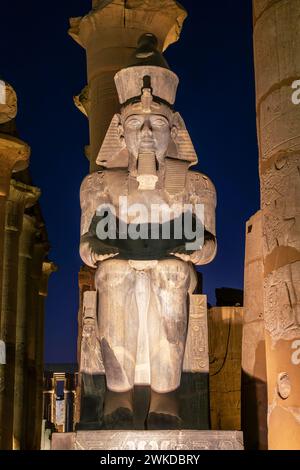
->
<box><xmin>147</xmin><ymin>259</ymin><xmax>190</xmax><ymax>428</ymax></box>
<box><xmin>95</xmin><ymin>259</ymin><xmax>138</xmax><ymax>393</ymax></box>
<box><xmin>148</xmin><ymin>259</ymin><xmax>190</xmax><ymax>394</ymax></box>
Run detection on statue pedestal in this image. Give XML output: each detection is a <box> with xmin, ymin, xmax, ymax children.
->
<box><xmin>51</xmin><ymin>430</ymin><xmax>243</xmax><ymax>450</ymax></box>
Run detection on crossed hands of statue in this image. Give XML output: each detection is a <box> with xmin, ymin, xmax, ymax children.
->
<box><xmin>169</xmin><ymin>245</ymin><xmax>205</xmax><ymax>265</ymax></box>
<box><xmin>170</xmin><ymin>239</ymin><xmax>216</xmax><ymax>265</ymax></box>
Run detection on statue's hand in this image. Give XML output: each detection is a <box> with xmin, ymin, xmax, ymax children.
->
<box><xmin>169</xmin><ymin>252</ymin><xmax>191</xmax><ymax>262</ymax></box>
<box><xmin>168</xmin><ymin>245</ymin><xmax>192</xmax><ymax>263</ymax></box>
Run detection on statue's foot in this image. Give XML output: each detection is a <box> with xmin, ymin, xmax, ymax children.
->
<box><xmin>146</xmin><ymin>412</ymin><xmax>183</xmax><ymax>430</ymax></box>
<box><xmin>103</xmin><ymin>407</ymin><xmax>134</xmax><ymax>430</ymax></box>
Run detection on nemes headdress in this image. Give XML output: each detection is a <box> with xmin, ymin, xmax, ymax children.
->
<box><xmin>96</xmin><ymin>34</ymin><xmax>198</xmax><ymax>169</ymax></box>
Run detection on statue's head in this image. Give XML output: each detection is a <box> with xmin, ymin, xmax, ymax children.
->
<box><xmin>96</xmin><ymin>34</ymin><xmax>198</xmax><ymax>170</ymax></box>
<box><xmin>118</xmin><ymin>87</ymin><xmax>178</xmax><ymax>164</ymax></box>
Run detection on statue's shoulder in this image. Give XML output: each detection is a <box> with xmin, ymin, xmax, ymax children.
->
<box><xmin>80</xmin><ymin>169</ymin><xmax>128</xmax><ymax>194</ymax></box>
<box><xmin>187</xmin><ymin>170</ymin><xmax>216</xmax><ymax>195</ymax></box>
<box><xmin>102</xmin><ymin>168</ymin><xmax>128</xmax><ymax>186</ymax></box>
<box><xmin>80</xmin><ymin>171</ymin><xmax>105</xmax><ymax>194</ymax></box>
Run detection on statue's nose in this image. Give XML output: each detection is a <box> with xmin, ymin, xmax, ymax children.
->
<box><xmin>141</xmin><ymin>120</ymin><xmax>152</xmax><ymax>136</ymax></box>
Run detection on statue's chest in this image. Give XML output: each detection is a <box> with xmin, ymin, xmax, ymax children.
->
<box><xmin>104</xmin><ymin>172</ymin><xmax>190</xmax><ymax>212</ymax></box>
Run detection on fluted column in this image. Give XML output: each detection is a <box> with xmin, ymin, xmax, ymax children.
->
<box><xmin>253</xmin><ymin>0</ymin><xmax>300</xmax><ymax>449</ymax></box>
<box><xmin>34</xmin><ymin>261</ymin><xmax>57</xmax><ymax>450</ymax></box>
<box><xmin>24</xmin><ymin>241</ymin><xmax>49</xmax><ymax>450</ymax></box>
<box><xmin>0</xmin><ymin>181</ymin><xmax>38</xmax><ymax>450</ymax></box>
<box><xmin>69</xmin><ymin>0</ymin><xmax>187</xmax><ymax>172</ymax></box>
<box><xmin>13</xmin><ymin>214</ymin><xmax>39</xmax><ymax>450</ymax></box>
<box><xmin>0</xmin><ymin>83</ymin><xmax>28</xmax><ymax>329</ymax></box>
<box><xmin>0</xmin><ymin>135</ymin><xmax>30</xmax><ymax>319</ymax></box>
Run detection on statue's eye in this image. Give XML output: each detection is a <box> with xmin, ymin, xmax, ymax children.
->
<box><xmin>126</xmin><ymin>119</ymin><xmax>142</xmax><ymax>128</ymax></box>
<box><xmin>152</xmin><ymin>118</ymin><xmax>168</xmax><ymax>128</ymax></box>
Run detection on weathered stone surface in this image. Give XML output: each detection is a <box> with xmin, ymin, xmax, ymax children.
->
<box><xmin>264</xmin><ymin>262</ymin><xmax>300</xmax><ymax>342</ymax></box>
<box><xmin>0</xmin><ymin>182</ymin><xmax>39</xmax><ymax>450</ymax></box>
<box><xmin>183</xmin><ymin>295</ymin><xmax>209</xmax><ymax>373</ymax></box>
<box><xmin>208</xmin><ymin>307</ymin><xmax>243</xmax><ymax>431</ymax></box>
<box><xmin>69</xmin><ymin>0</ymin><xmax>187</xmax><ymax>171</ymax></box>
<box><xmin>242</xmin><ymin>211</ymin><xmax>267</xmax><ymax>450</ymax></box>
<box><xmin>80</xmin><ymin>291</ymin><xmax>104</xmax><ymax>375</ymax></box>
<box><xmin>77</xmin><ymin>34</ymin><xmax>217</xmax><ymax>425</ymax></box>
<box><xmin>253</xmin><ymin>0</ymin><xmax>281</xmax><ymax>22</ymax></box>
<box><xmin>253</xmin><ymin>0</ymin><xmax>300</xmax><ymax>103</ymax></box>
<box><xmin>0</xmin><ymin>340</ymin><xmax>5</xmax><ymax>365</ymax></box>
<box><xmin>252</xmin><ymin>0</ymin><xmax>300</xmax><ymax>449</ymax></box>
<box><xmin>258</xmin><ymin>87</ymin><xmax>300</xmax><ymax>163</ymax></box>
<box><xmin>261</xmin><ymin>154</ymin><xmax>300</xmax><ymax>256</ymax></box>
<box><xmin>243</xmin><ymin>212</ymin><xmax>264</xmax><ymax>354</ymax></box>
<box><xmin>0</xmin><ymin>81</ymin><xmax>17</xmax><ymax>124</ymax></box>
<box><xmin>52</xmin><ymin>430</ymin><xmax>244</xmax><ymax>450</ymax></box>
<box><xmin>70</xmin><ymin>1</ymin><xmax>187</xmax><ymax>51</ymax></box>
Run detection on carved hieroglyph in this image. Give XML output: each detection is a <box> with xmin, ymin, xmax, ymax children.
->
<box><xmin>183</xmin><ymin>295</ymin><xmax>209</xmax><ymax>373</ymax></box>
<box><xmin>80</xmin><ymin>291</ymin><xmax>104</xmax><ymax>375</ymax></box>
<box><xmin>252</xmin><ymin>0</ymin><xmax>300</xmax><ymax>449</ymax></box>
<box><xmin>78</xmin><ymin>291</ymin><xmax>209</xmax><ymax>378</ymax></box>
<box><xmin>51</xmin><ymin>430</ymin><xmax>244</xmax><ymax>451</ymax></box>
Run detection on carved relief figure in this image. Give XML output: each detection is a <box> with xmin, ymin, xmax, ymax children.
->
<box><xmin>79</xmin><ymin>34</ymin><xmax>217</xmax><ymax>428</ymax></box>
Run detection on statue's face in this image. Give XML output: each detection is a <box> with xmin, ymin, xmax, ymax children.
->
<box><xmin>122</xmin><ymin>113</ymin><xmax>174</xmax><ymax>162</ymax></box>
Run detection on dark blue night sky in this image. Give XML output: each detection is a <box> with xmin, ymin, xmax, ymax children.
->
<box><xmin>0</xmin><ymin>1</ymin><xmax>260</xmax><ymax>363</ymax></box>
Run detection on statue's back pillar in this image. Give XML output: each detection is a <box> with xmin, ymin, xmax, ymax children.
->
<box><xmin>69</xmin><ymin>0</ymin><xmax>187</xmax><ymax>172</ymax></box>
<box><xmin>253</xmin><ymin>0</ymin><xmax>300</xmax><ymax>449</ymax></box>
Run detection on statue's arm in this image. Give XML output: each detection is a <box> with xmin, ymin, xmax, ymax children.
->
<box><xmin>191</xmin><ymin>172</ymin><xmax>217</xmax><ymax>265</ymax></box>
<box><xmin>172</xmin><ymin>171</ymin><xmax>217</xmax><ymax>266</ymax></box>
<box><xmin>79</xmin><ymin>172</ymin><xmax>118</xmax><ymax>268</ymax></box>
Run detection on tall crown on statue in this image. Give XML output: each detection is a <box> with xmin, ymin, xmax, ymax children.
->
<box><xmin>96</xmin><ymin>33</ymin><xmax>198</xmax><ymax>168</ymax></box>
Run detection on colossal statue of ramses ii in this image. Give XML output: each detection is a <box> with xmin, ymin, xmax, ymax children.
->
<box><xmin>79</xmin><ymin>34</ymin><xmax>217</xmax><ymax>428</ymax></box>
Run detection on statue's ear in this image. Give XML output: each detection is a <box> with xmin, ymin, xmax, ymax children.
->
<box><xmin>96</xmin><ymin>114</ymin><xmax>129</xmax><ymax>168</ymax></box>
<box><xmin>167</xmin><ymin>112</ymin><xmax>198</xmax><ymax>166</ymax></box>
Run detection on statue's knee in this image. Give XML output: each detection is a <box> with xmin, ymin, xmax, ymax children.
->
<box><xmin>151</xmin><ymin>259</ymin><xmax>190</xmax><ymax>290</ymax></box>
<box><xmin>95</xmin><ymin>259</ymin><xmax>133</xmax><ymax>288</ymax></box>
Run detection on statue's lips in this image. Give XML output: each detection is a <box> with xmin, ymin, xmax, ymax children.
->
<box><xmin>139</xmin><ymin>139</ymin><xmax>155</xmax><ymax>150</ymax></box>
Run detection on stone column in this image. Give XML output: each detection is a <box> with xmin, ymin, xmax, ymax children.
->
<box><xmin>43</xmin><ymin>372</ymin><xmax>54</xmax><ymax>425</ymax></box>
<box><xmin>0</xmin><ymin>181</ymin><xmax>38</xmax><ymax>450</ymax></box>
<box><xmin>13</xmin><ymin>213</ymin><xmax>38</xmax><ymax>451</ymax></box>
<box><xmin>33</xmin><ymin>261</ymin><xmax>57</xmax><ymax>449</ymax></box>
<box><xmin>64</xmin><ymin>374</ymin><xmax>75</xmax><ymax>433</ymax></box>
<box><xmin>24</xmin><ymin>241</ymin><xmax>49</xmax><ymax>450</ymax></box>
<box><xmin>242</xmin><ymin>211</ymin><xmax>267</xmax><ymax>449</ymax></box>
<box><xmin>69</xmin><ymin>0</ymin><xmax>187</xmax><ymax>172</ymax></box>
<box><xmin>13</xmin><ymin>215</ymin><xmax>37</xmax><ymax>450</ymax></box>
<box><xmin>252</xmin><ymin>0</ymin><xmax>300</xmax><ymax>449</ymax></box>
<box><xmin>0</xmin><ymin>83</ymin><xmax>28</xmax><ymax>325</ymax></box>
<box><xmin>0</xmin><ymin>135</ymin><xmax>30</xmax><ymax>322</ymax></box>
